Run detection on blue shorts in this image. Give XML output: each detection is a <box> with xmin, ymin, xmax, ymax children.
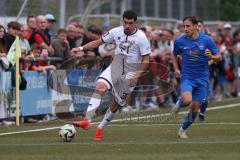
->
<box><xmin>181</xmin><ymin>78</ymin><xmax>208</xmax><ymax>103</ymax></box>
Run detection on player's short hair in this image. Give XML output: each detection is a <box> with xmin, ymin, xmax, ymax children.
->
<box><xmin>183</xmin><ymin>16</ymin><xmax>198</xmax><ymax>25</ymax></box>
<box><xmin>122</xmin><ymin>10</ymin><xmax>137</xmax><ymax>21</ymax></box>
<box><xmin>198</xmin><ymin>19</ymin><xmax>204</xmax><ymax>25</ymax></box>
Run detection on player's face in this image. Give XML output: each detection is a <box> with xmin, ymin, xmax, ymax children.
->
<box><xmin>123</xmin><ymin>18</ymin><xmax>137</xmax><ymax>35</ymax></box>
<box><xmin>183</xmin><ymin>20</ymin><xmax>198</xmax><ymax>38</ymax></box>
<box><xmin>197</xmin><ymin>22</ymin><xmax>204</xmax><ymax>32</ymax></box>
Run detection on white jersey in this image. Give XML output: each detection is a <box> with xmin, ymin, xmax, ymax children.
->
<box><xmin>101</xmin><ymin>26</ymin><xmax>151</xmax><ymax>64</ymax></box>
<box><xmin>98</xmin><ymin>26</ymin><xmax>151</xmax><ymax>106</ymax></box>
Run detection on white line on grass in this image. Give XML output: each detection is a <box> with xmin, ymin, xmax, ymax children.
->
<box><xmin>108</xmin><ymin>122</ymin><xmax>240</xmax><ymax>127</ymax></box>
<box><xmin>1</xmin><ymin>140</ymin><xmax>240</xmax><ymax>147</ymax></box>
<box><xmin>0</xmin><ymin>127</ymin><xmax>60</xmax><ymax>136</ymax></box>
<box><xmin>0</xmin><ymin>102</ymin><xmax>240</xmax><ymax>136</ymax></box>
<box><xmin>109</xmin><ymin>102</ymin><xmax>240</xmax><ymax>123</ymax></box>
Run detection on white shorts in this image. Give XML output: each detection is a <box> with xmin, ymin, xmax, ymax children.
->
<box><xmin>97</xmin><ymin>65</ymin><xmax>135</xmax><ymax>106</ymax></box>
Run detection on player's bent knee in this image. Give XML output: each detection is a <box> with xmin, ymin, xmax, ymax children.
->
<box><xmin>182</xmin><ymin>98</ymin><xmax>192</xmax><ymax>106</ymax></box>
<box><xmin>109</xmin><ymin>100</ymin><xmax>119</xmax><ymax>113</ymax></box>
<box><xmin>181</xmin><ymin>93</ymin><xmax>192</xmax><ymax>106</ymax></box>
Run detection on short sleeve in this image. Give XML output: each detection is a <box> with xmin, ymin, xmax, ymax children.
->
<box><xmin>139</xmin><ymin>35</ymin><xmax>151</xmax><ymax>56</ymax></box>
<box><xmin>207</xmin><ymin>37</ymin><xmax>219</xmax><ymax>55</ymax></box>
<box><xmin>101</xmin><ymin>29</ymin><xmax>115</xmax><ymax>43</ymax></box>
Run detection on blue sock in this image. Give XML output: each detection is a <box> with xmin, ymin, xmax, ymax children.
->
<box><xmin>182</xmin><ymin>111</ymin><xmax>197</xmax><ymax>130</ymax></box>
<box><xmin>178</xmin><ymin>98</ymin><xmax>185</xmax><ymax>108</ymax></box>
<box><xmin>199</xmin><ymin>101</ymin><xmax>208</xmax><ymax>116</ymax></box>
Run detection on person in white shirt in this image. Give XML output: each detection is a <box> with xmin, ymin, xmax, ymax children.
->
<box><xmin>71</xmin><ymin>10</ymin><xmax>151</xmax><ymax>141</ymax></box>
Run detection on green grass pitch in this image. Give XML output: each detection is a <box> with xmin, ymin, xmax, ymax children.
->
<box><xmin>0</xmin><ymin>99</ymin><xmax>240</xmax><ymax>160</ymax></box>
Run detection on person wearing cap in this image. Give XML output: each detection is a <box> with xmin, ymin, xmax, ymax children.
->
<box><xmin>223</xmin><ymin>23</ymin><xmax>234</xmax><ymax>55</ymax></box>
<box><xmin>45</xmin><ymin>14</ymin><xmax>56</xmax><ymax>42</ymax></box>
<box><xmin>223</xmin><ymin>23</ymin><xmax>233</xmax><ymax>57</ymax></box>
<box><xmin>224</xmin><ymin>23</ymin><xmax>232</xmax><ymax>29</ymax></box>
<box><xmin>223</xmin><ymin>23</ymin><xmax>237</xmax><ymax>97</ymax></box>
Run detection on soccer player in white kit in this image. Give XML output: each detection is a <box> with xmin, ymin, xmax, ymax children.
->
<box><xmin>71</xmin><ymin>10</ymin><xmax>151</xmax><ymax>141</ymax></box>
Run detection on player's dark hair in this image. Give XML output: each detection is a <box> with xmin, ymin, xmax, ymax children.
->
<box><xmin>122</xmin><ymin>10</ymin><xmax>137</xmax><ymax>21</ymax></box>
<box><xmin>183</xmin><ymin>16</ymin><xmax>198</xmax><ymax>25</ymax></box>
<box><xmin>198</xmin><ymin>19</ymin><xmax>204</xmax><ymax>25</ymax></box>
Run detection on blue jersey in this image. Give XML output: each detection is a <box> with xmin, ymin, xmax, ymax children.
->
<box><xmin>173</xmin><ymin>33</ymin><xmax>219</xmax><ymax>81</ymax></box>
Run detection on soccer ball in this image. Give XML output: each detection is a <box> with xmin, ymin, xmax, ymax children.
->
<box><xmin>59</xmin><ymin>124</ymin><xmax>76</xmax><ymax>142</ymax></box>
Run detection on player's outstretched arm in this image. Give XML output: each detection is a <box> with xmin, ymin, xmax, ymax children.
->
<box><xmin>71</xmin><ymin>38</ymin><xmax>104</xmax><ymax>53</ymax></box>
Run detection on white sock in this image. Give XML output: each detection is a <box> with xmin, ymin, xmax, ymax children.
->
<box><xmin>85</xmin><ymin>93</ymin><xmax>102</xmax><ymax>121</ymax></box>
<box><xmin>179</xmin><ymin>127</ymin><xmax>185</xmax><ymax>132</ymax></box>
<box><xmin>98</xmin><ymin>110</ymin><xmax>116</xmax><ymax>129</ymax></box>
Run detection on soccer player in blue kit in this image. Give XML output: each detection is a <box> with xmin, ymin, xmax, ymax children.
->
<box><xmin>172</xmin><ymin>16</ymin><xmax>221</xmax><ymax>138</ymax></box>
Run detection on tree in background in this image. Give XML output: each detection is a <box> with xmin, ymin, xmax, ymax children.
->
<box><xmin>220</xmin><ymin>0</ymin><xmax>240</xmax><ymax>21</ymax></box>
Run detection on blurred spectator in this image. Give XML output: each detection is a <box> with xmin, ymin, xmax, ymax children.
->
<box><xmin>210</xmin><ymin>33</ymin><xmax>227</xmax><ymax>100</ymax></box>
<box><xmin>177</xmin><ymin>23</ymin><xmax>184</xmax><ymax>33</ymax></box>
<box><xmin>0</xmin><ymin>25</ymin><xmax>6</xmax><ymax>55</ymax></box>
<box><xmin>223</xmin><ymin>23</ymin><xmax>237</xmax><ymax>97</ymax></box>
<box><xmin>75</xmin><ymin>24</ymin><xmax>89</xmax><ymax>47</ymax></box>
<box><xmin>67</xmin><ymin>24</ymin><xmax>77</xmax><ymax>49</ymax></box>
<box><xmin>150</xmin><ymin>29</ymin><xmax>174</xmax><ymax>106</ymax></box>
<box><xmin>68</xmin><ymin>19</ymin><xmax>79</xmax><ymax>27</ymax></box>
<box><xmin>140</xmin><ymin>26</ymin><xmax>155</xmax><ymax>50</ymax></box>
<box><xmin>27</xmin><ymin>44</ymin><xmax>56</xmax><ymax>73</ymax></box>
<box><xmin>233</xmin><ymin>29</ymin><xmax>240</xmax><ymax>52</ymax></box>
<box><xmin>197</xmin><ymin>19</ymin><xmax>205</xmax><ymax>32</ymax></box>
<box><xmin>28</xmin><ymin>15</ymin><xmax>54</xmax><ymax>55</ymax></box>
<box><xmin>152</xmin><ymin>29</ymin><xmax>173</xmax><ymax>61</ymax></box>
<box><xmin>19</xmin><ymin>25</ymin><xmax>31</xmax><ymax>57</ymax></box>
<box><xmin>197</xmin><ymin>19</ymin><xmax>210</xmax><ymax>35</ymax></box>
<box><xmin>223</xmin><ymin>23</ymin><xmax>234</xmax><ymax>53</ymax></box>
<box><xmin>45</xmin><ymin>14</ymin><xmax>57</xmax><ymax>42</ymax></box>
<box><xmin>217</xmin><ymin>22</ymin><xmax>224</xmax><ymax>37</ymax></box>
<box><xmin>51</xmin><ymin>28</ymin><xmax>74</xmax><ymax>64</ymax></box>
<box><xmin>173</xmin><ymin>28</ymin><xmax>182</xmax><ymax>40</ymax></box>
<box><xmin>25</xmin><ymin>16</ymin><xmax>37</xmax><ymax>40</ymax></box>
<box><xmin>0</xmin><ymin>25</ymin><xmax>9</xmax><ymax>71</ymax></box>
<box><xmin>5</xmin><ymin>21</ymin><xmax>21</xmax><ymax>51</ymax></box>
<box><xmin>233</xmin><ymin>30</ymin><xmax>240</xmax><ymax>54</ymax></box>
<box><xmin>233</xmin><ymin>30</ymin><xmax>240</xmax><ymax>94</ymax></box>
<box><xmin>85</xmin><ymin>25</ymin><xmax>102</xmax><ymax>57</ymax></box>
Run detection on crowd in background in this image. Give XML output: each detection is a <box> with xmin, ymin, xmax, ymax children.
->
<box><xmin>127</xmin><ymin>20</ymin><xmax>240</xmax><ymax>111</ymax></box>
<box><xmin>0</xmin><ymin>13</ymin><xmax>240</xmax><ymax>117</ymax></box>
